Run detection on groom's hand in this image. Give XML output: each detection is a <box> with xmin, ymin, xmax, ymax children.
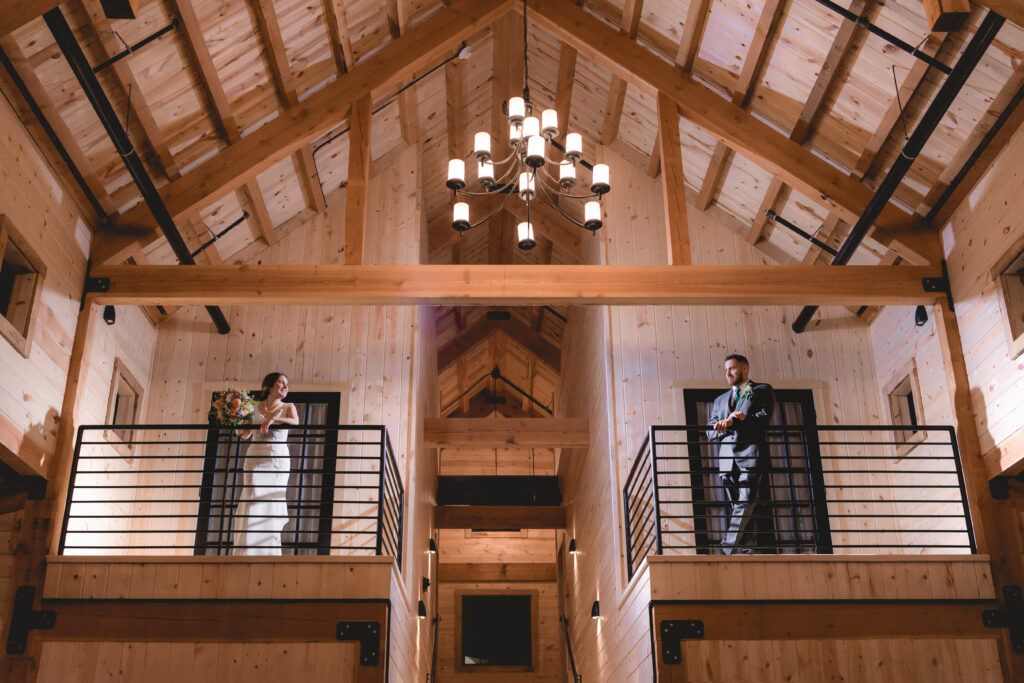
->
<box><xmin>713</xmin><ymin>417</ymin><xmax>734</xmax><ymax>433</ymax></box>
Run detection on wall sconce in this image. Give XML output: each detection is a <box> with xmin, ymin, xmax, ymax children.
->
<box><xmin>915</xmin><ymin>305</ymin><xmax>928</xmax><ymax>327</ymax></box>
<box><xmin>428</xmin><ymin>538</ymin><xmax>437</xmax><ymax>553</ymax></box>
<box><xmin>568</xmin><ymin>538</ymin><xmax>577</xmax><ymax>554</ymax></box>
<box><xmin>418</xmin><ymin>600</ymin><xmax>428</xmax><ymax>619</ymax></box>
<box><xmin>422</xmin><ymin>577</ymin><xmax>431</xmax><ymax>592</ymax></box>
<box><xmin>103</xmin><ymin>305</ymin><xmax>116</xmax><ymax>325</ymax></box>
<box><xmin>591</xmin><ymin>600</ymin><xmax>600</xmax><ymax>619</ymax></box>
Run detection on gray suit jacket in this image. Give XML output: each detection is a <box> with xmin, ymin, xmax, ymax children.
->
<box><xmin>706</xmin><ymin>382</ymin><xmax>776</xmax><ymax>473</ymax></box>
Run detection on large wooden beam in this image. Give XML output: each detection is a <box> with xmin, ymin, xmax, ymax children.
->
<box><xmin>108</xmin><ymin>0</ymin><xmax>511</xmax><ymax>235</ymax></box>
<box><xmin>85</xmin><ymin>264</ymin><xmax>944</xmax><ymax>306</ymax></box>
<box><xmin>343</xmin><ymin>94</ymin><xmax>372</xmax><ymax>265</ymax></box>
<box><xmin>434</xmin><ymin>505</ymin><xmax>566</xmax><ymax>529</ymax></box>
<box><xmin>524</xmin><ymin>0</ymin><xmax>923</xmax><ymax>250</ymax></box>
<box><xmin>0</xmin><ymin>0</ymin><xmax>64</xmax><ymax>38</ymax></box>
<box><xmin>656</xmin><ymin>94</ymin><xmax>691</xmax><ymax>265</ymax></box>
<box><xmin>424</xmin><ymin>417</ymin><xmax>588</xmax><ymax>448</ymax></box>
<box><xmin>438</xmin><ymin>563</ymin><xmax>557</xmax><ymax>581</ymax></box>
<box><xmin>919</xmin><ymin>0</ymin><xmax>969</xmax><ymax>31</ymax></box>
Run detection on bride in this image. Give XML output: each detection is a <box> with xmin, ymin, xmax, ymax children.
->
<box><xmin>232</xmin><ymin>372</ymin><xmax>299</xmax><ymax>555</ymax></box>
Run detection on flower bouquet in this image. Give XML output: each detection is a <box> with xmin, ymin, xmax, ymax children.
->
<box><xmin>209</xmin><ymin>388</ymin><xmax>257</xmax><ymax>426</ymax></box>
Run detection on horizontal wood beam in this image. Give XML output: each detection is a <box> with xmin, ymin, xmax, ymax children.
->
<box><xmin>652</xmin><ymin>600</ymin><xmax>996</xmax><ymax>643</ymax></box>
<box><xmin>86</xmin><ymin>264</ymin><xmax>945</xmax><ymax>306</ymax></box>
<box><xmin>434</xmin><ymin>505</ymin><xmax>566</xmax><ymax>529</ymax></box>
<box><xmin>0</xmin><ymin>0</ymin><xmax>63</xmax><ymax>37</ymax></box>
<box><xmin>438</xmin><ymin>562</ymin><xmax>557</xmax><ymax>582</ymax></box>
<box><xmin>107</xmin><ymin>0</ymin><xmax>512</xmax><ymax>235</ymax></box>
<box><xmin>424</xmin><ymin>417</ymin><xmax>588</xmax><ymax>448</ymax></box>
<box><xmin>39</xmin><ymin>599</ymin><xmax>388</xmax><ymax>643</ymax></box>
<box><xmin>525</xmin><ymin>0</ymin><xmax>928</xmax><ymax>253</ymax></box>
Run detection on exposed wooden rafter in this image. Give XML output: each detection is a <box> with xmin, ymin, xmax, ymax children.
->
<box><xmin>656</xmin><ymin>93</ymin><xmax>691</xmax><ymax>264</ymax></box>
<box><xmin>599</xmin><ymin>0</ymin><xmax>645</xmax><ymax>146</ymax></box>
<box><xmin>675</xmin><ymin>0</ymin><xmax>713</xmax><ymax>72</ymax></box>
<box><xmin>343</xmin><ymin>94</ymin><xmax>371</xmax><ymax>265</ymax></box>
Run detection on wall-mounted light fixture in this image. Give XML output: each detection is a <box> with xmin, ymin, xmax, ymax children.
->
<box><xmin>428</xmin><ymin>538</ymin><xmax>437</xmax><ymax>553</ymax></box>
<box><xmin>568</xmin><ymin>538</ymin><xmax>577</xmax><ymax>554</ymax></box>
<box><xmin>591</xmin><ymin>600</ymin><xmax>600</xmax><ymax>619</ymax></box>
<box><xmin>418</xmin><ymin>600</ymin><xmax>428</xmax><ymax>619</ymax></box>
<box><xmin>422</xmin><ymin>577</ymin><xmax>431</xmax><ymax>592</ymax></box>
<box><xmin>103</xmin><ymin>305</ymin><xmax>116</xmax><ymax>325</ymax></box>
<box><xmin>915</xmin><ymin>305</ymin><xmax>929</xmax><ymax>327</ymax></box>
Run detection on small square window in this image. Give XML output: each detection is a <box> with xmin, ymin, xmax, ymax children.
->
<box><xmin>0</xmin><ymin>215</ymin><xmax>46</xmax><ymax>357</ymax></box>
<box><xmin>457</xmin><ymin>592</ymin><xmax>535</xmax><ymax>671</ymax></box>
<box><xmin>105</xmin><ymin>359</ymin><xmax>144</xmax><ymax>457</ymax></box>
<box><xmin>994</xmin><ymin>244</ymin><xmax>1024</xmax><ymax>359</ymax></box>
<box><xmin>885</xmin><ymin>362</ymin><xmax>926</xmax><ymax>456</ymax></box>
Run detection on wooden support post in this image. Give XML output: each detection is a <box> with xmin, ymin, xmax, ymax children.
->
<box><xmin>0</xmin><ymin>305</ymin><xmax>98</xmax><ymax>681</ymax></box>
<box><xmin>344</xmin><ymin>95</ymin><xmax>372</xmax><ymax>265</ymax></box>
<box><xmin>656</xmin><ymin>94</ymin><xmax>690</xmax><ymax>265</ymax></box>
<box><xmin>918</xmin><ymin>0</ymin><xmax>969</xmax><ymax>32</ymax></box>
<box><xmin>933</xmin><ymin>301</ymin><xmax>1024</xmax><ymax>681</ymax></box>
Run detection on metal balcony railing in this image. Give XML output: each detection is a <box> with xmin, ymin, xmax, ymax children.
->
<box><xmin>58</xmin><ymin>423</ymin><xmax>403</xmax><ymax>565</ymax></box>
<box><xmin>624</xmin><ymin>425</ymin><xmax>975</xmax><ymax>579</ymax></box>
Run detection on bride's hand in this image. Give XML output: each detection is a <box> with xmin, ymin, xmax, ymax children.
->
<box><xmin>260</xmin><ymin>416</ymin><xmax>274</xmax><ymax>434</ymax></box>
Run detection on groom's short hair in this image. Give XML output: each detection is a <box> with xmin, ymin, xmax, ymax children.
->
<box><xmin>725</xmin><ymin>353</ymin><xmax>749</xmax><ymax>366</ymax></box>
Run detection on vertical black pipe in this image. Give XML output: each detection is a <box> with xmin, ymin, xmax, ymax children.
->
<box><xmin>793</xmin><ymin>11</ymin><xmax>1005</xmax><ymax>333</ymax></box>
<box><xmin>44</xmin><ymin>8</ymin><xmax>230</xmax><ymax>334</ymax></box>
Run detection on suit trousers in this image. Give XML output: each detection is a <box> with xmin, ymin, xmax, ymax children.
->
<box><xmin>718</xmin><ymin>465</ymin><xmax>762</xmax><ymax>554</ymax></box>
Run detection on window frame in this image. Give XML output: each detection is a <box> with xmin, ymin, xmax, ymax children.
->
<box><xmin>0</xmin><ymin>215</ymin><xmax>46</xmax><ymax>358</ymax></box>
<box><xmin>992</xmin><ymin>234</ymin><xmax>1024</xmax><ymax>360</ymax></box>
<box><xmin>455</xmin><ymin>589</ymin><xmax>538</xmax><ymax>673</ymax></box>
<box><xmin>883</xmin><ymin>359</ymin><xmax>927</xmax><ymax>458</ymax></box>
<box><xmin>103</xmin><ymin>358</ymin><xmax>145</xmax><ymax>459</ymax></box>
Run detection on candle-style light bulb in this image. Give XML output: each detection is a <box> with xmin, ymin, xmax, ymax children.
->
<box><xmin>508</xmin><ymin>97</ymin><xmax>526</xmax><ymax>124</ymax></box>
<box><xmin>452</xmin><ymin>202</ymin><xmax>470</xmax><ymax>232</ymax></box>
<box><xmin>517</xmin><ymin>221</ymin><xmax>536</xmax><ymax>251</ymax></box>
<box><xmin>446</xmin><ymin>159</ymin><xmax>466</xmax><ymax>191</ymax></box>
<box><xmin>509</xmin><ymin>123</ymin><xmax>523</xmax><ymax>145</ymax></box>
<box><xmin>474</xmin><ymin>132</ymin><xmax>491</xmax><ymax>161</ymax></box>
<box><xmin>559</xmin><ymin>163</ymin><xmax>576</xmax><ymax>188</ymax></box>
<box><xmin>541</xmin><ymin>109</ymin><xmax>558</xmax><ymax>140</ymax></box>
<box><xmin>584</xmin><ymin>201</ymin><xmax>602</xmax><ymax>232</ymax></box>
<box><xmin>590</xmin><ymin>163</ymin><xmax>610</xmax><ymax>195</ymax></box>
<box><xmin>518</xmin><ymin>171</ymin><xmax>535</xmax><ymax>200</ymax></box>
<box><xmin>478</xmin><ymin>161</ymin><xmax>495</xmax><ymax>188</ymax></box>
<box><xmin>522</xmin><ymin>116</ymin><xmax>540</xmax><ymax>139</ymax></box>
<box><xmin>526</xmin><ymin>135</ymin><xmax>545</xmax><ymax>168</ymax></box>
<box><xmin>565</xmin><ymin>133</ymin><xmax>583</xmax><ymax>162</ymax></box>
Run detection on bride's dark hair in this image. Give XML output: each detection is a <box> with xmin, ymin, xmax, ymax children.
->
<box><xmin>260</xmin><ymin>372</ymin><xmax>286</xmax><ymax>401</ymax></box>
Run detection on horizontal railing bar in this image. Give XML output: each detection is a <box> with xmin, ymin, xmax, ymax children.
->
<box><xmin>74</xmin><ymin>455</ymin><xmax>384</xmax><ymax>461</ymax></box>
<box><xmin>659</xmin><ymin>528</ymin><xmax>969</xmax><ymax>534</ymax></box>
<box><xmin>657</xmin><ymin>484</ymin><xmax>963</xmax><ymax>489</ymax></box>
<box><xmin>658</xmin><ymin>513</ymin><xmax>967</xmax><ymax>519</ymax></box>
<box><xmin>74</xmin><ymin>469</ymin><xmax>382</xmax><ymax>475</ymax></box>
<box><xmin>71</xmin><ymin>484</ymin><xmax>383</xmax><ymax>489</ymax></box>
<box><xmin>63</xmin><ymin>529</ymin><xmax>380</xmax><ymax>534</ymax></box>
<box><xmin>650</xmin><ymin>425</ymin><xmax>952</xmax><ymax>433</ymax></box>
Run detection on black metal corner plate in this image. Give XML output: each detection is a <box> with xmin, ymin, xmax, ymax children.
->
<box><xmin>336</xmin><ymin>621</ymin><xmax>381</xmax><ymax>666</ymax></box>
<box><xmin>6</xmin><ymin>586</ymin><xmax>56</xmax><ymax>654</ymax></box>
<box><xmin>660</xmin><ymin>619</ymin><xmax>705</xmax><ymax>665</ymax></box>
<box><xmin>922</xmin><ymin>259</ymin><xmax>954</xmax><ymax>312</ymax></box>
<box><xmin>983</xmin><ymin>585</ymin><xmax>1024</xmax><ymax>653</ymax></box>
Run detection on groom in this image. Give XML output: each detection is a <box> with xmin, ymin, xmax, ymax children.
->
<box><xmin>706</xmin><ymin>354</ymin><xmax>776</xmax><ymax>554</ymax></box>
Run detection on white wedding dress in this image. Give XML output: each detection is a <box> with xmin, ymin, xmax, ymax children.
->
<box><xmin>232</xmin><ymin>405</ymin><xmax>292</xmax><ymax>555</ymax></box>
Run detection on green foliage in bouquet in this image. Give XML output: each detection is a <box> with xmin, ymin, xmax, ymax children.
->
<box><xmin>210</xmin><ymin>388</ymin><xmax>257</xmax><ymax>426</ymax></box>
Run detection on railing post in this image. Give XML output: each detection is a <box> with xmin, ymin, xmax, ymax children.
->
<box><xmin>57</xmin><ymin>425</ymin><xmax>87</xmax><ymax>555</ymax></box>
<box><xmin>947</xmin><ymin>425</ymin><xmax>978</xmax><ymax>554</ymax></box>
<box><xmin>649</xmin><ymin>426</ymin><xmax>664</xmax><ymax>556</ymax></box>
<box><xmin>623</xmin><ymin>479</ymin><xmax>635</xmax><ymax>579</ymax></box>
<box><xmin>375</xmin><ymin>426</ymin><xmax>387</xmax><ymax>557</ymax></box>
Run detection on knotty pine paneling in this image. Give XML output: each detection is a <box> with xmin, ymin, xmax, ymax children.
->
<box><xmin>942</xmin><ymin>122</ymin><xmax>1024</xmax><ymax>473</ymax></box>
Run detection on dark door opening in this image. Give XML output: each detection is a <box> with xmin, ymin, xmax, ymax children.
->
<box><xmin>683</xmin><ymin>388</ymin><xmax>832</xmax><ymax>554</ymax></box>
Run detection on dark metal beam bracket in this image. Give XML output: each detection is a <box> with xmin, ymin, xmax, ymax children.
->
<box><xmin>336</xmin><ymin>621</ymin><xmax>381</xmax><ymax>666</ymax></box>
<box><xmin>6</xmin><ymin>586</ymin><xmax>56</xmax><ymax>655</ymax></box>
<box><xmin>983</xmin><ymin>585</ymin><xmax>1024</xmax><ymax>653</ymax></box>
<box><xmin>660</xmin><ymin>619</ymin><xmax>705</xmax><ymax>665</ymax></box>
<box><xmin>922</xmin><ymin>259</ymin><xmax>954</xmax><ymax>312</ymax></box>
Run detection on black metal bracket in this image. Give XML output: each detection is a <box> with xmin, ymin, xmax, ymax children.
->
<box><xmin>80</xmin><ymin>259</ymin><xmax>111</xmax><ymax>311</ymax></box>
<box><xmin>24</xmin><ymin>475</ymin><xmax>46</xmax><ymax>500</ymax></box>
<box><xmin>922</xmin><ymin>259</ymin><xmax>954</xmax><ymax>312</ymax></box>
<box><xmin>990</xmin><ymin>475</ymin><xmax>1011</xmax><ymax>500</ymax></box>
<box><xmin>6</xmin><ymin>586</ymin><xmax>56</xmax><ymax>654</ymax></box>
<box><xmin>660</xmin><ymin>619</ymin><xmax>705</xmax><ymax>665</ymax></box>
<box><xmin>983</xmin><ymin>585</ymin><xmax>1024</xmax><ymax>653</ymax></box>
<box><xmin>336</xmin><ymin>621</ymin><xmax>381</xmax><ymax>666</ymax></box>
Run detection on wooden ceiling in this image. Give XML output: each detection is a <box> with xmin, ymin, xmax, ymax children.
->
<box><xmin>2</xmin><ymin>0</ymin><xmax>1023</xmax><ymax>410</ymax></box>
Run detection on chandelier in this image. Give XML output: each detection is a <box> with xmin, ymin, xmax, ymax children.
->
<box><xmin>445</xmin><ymin>0</ymin><xmax>610</xmax><ymax>251</ymax></box>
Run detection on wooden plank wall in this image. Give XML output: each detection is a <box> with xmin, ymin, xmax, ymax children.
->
<box><xmin>940</xmin><ymin>122</ymin><xmax>1024</xmax><ymax>476</ymax></box>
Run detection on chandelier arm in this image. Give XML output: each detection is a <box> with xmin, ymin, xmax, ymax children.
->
<box><xmin>493</xmin><ymin>155</ymin><xmax>523</xmax><ymax>187</ymax></box>
<box><xmin>467</xmin><ymin>186</ymin><xmax>516</xmax><ymax>230</ymax></box>
<box><xmin>536</xmin><ymin>181</ymin><xmax>588</xmax><ymax>229</ymax></box>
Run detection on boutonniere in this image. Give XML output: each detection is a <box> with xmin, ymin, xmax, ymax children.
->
<box><xmin>739</xmin><ymin>382</ymin><xmax>755</xmax><ymax>401</ymax></box>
